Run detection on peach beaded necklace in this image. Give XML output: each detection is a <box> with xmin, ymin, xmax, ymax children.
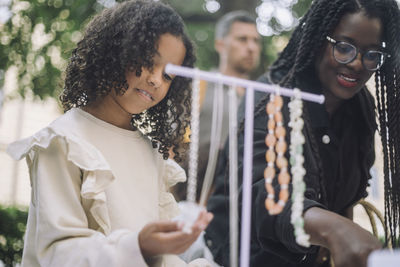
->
<box><xmin>264</xmin><ymin>89</ymin><xmax>310</xmax><ymax>246</ymax></box>
<box><xmin>264</xmin><ymin>93</ymin><xmax>290</xmax><ymax>215</ymax></box>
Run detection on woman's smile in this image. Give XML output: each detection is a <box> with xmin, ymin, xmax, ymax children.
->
<box><xmin>336</xmin><ymin>73</ymin><xmax>359</xmax><ymax>88</ymax></box>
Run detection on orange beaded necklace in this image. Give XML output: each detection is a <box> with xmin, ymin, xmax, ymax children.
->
<box><xmin>264</xmin><ymin>94</ymin><xmax>290</xmax><ymax>215</ymax></box>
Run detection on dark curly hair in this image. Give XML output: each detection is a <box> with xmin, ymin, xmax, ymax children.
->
<box><xmin>247</xmin><ymin>0</ymin><xmax>400</xmax><ymax>247</ymax></box>
<box><xmin>60</xmin><ymin>0</ymin><xmax>195</xmax><ymax>162</ymax></box>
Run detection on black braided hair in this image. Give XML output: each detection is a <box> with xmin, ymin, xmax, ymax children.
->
<box><xmin>60</xmin><ymin>0</ymin><xmax>195</xmax><ymax>162</ymax></box>
<box><xmin>239</xmin><ymin>0</ymin><xmax>400</xmax><ymax>247</ymax></box>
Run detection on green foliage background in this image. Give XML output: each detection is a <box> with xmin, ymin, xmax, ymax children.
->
<box><xmin>0</xmin><ymin>206</ymin><xmax>28</xmax><ymax>266</ymax></box>
<box><xmin>1</xmin><ymin>0</ymin><xmax>105</xmax><ymax>99</ymax></box>
<box><xmin>0</xmin><ymin>0</ymin><xmax>313</xmax><ymax>101</ymax></box>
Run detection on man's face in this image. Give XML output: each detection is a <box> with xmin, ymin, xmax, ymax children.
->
<box><xmin>216</xmin><ymin>21</ymin><xmax>261</xmax><ymax>75</ymax></box>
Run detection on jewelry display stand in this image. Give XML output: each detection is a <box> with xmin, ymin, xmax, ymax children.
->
<box><xmin>166</xmin><ymin>64</ymin><xmax>325</xmax><ymax>267</ymax></box>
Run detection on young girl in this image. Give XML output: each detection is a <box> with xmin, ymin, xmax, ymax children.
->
<box><xmin>205</xmin><ymin>0</ymin><xmax>400</xmax><ymax>266</ymax></box>
<box><xmin>7</xmin><ymin>1</ymin><xmax>213</xmax><ymax>266</ymax></box>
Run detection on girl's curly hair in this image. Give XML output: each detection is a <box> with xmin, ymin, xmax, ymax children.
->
<box><xmin>60</xmin><ymin>0</ymin><xmax>195</xmax><ymax>162</ymax></box>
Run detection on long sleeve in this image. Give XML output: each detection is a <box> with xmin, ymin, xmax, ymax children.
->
<box><xmin>8</xmin><ymin>108</ymin><xmax>215</xmax><ymax>267</ymax></box>
<box><xmin>21</xmin><ymin>136</ymin><xmax>148</xmax><ymax>267</ymax></box>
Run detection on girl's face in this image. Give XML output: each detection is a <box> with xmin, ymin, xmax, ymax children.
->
<box><xmin>113</xmin><ymin>33</ymin><xmax>186</xmax><ymax>115</ymax></box>
<box><xmin>315</xmin><ymin>11</ymin><xmax>382</xmax><ymax>111</ymax></box>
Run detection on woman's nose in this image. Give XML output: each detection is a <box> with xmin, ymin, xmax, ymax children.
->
<box><xmin>347</xmin><ymin>52</ymin><xmax>364</xmax><ymax>71</ymax></box>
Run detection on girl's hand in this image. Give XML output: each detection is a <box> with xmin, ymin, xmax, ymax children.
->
<box><xmin>138</xmin><ymin>210</ymin><xmax>213</xmax><ymax>258</ymax></box>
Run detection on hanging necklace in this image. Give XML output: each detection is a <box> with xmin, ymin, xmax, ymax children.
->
<box><xmin>187</xmin><ymin>72</ymin><xmax>200</xmax><ymax>203</ymax></box>
<box><xmin>264</xmin><ymin>92</ymin><xmax>290</xmax><ymax>215</ymax></box>
<box><xmin>288</xmin><ymin>88</ymin><xmax>310</xmax><ymax>247</ymax></box>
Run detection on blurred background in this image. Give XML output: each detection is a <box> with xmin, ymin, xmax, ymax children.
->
<box><xmin>0</xmin><ymin>0</ymin><xmax>314</xmax><ymax>206</ymax></box>
<box><xmin>0</xmin><ymin>0</ymin><xmax>395</xmax><ymax>265</ymax></box>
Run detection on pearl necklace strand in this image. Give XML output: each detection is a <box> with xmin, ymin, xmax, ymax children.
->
<box><xmin>288</xmin><ymin>88</ymin><xmax>310</xmax><ymax>247</ymax></box>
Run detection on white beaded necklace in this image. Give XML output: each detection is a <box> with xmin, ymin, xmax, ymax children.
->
<box><xmin>288</xmin><ymin>88</ymin><xmax>310</xmax><ymax>247</ymax></box>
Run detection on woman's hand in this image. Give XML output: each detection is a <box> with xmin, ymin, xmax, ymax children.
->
<box><xmin>138</xmin><ymin>210</ymin><xmax>213</xmax><ymax>258</ymax></box>
<box><xmin>326</xmin><ymin>217</ymin><xmax>382</xmax><ymax>267</ymax></box>
<box><xmin>304</xmin><ymin>207</ymin><xmax>382</xmax><ymax>267</ymax></box>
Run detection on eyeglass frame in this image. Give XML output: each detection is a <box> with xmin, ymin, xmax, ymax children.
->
<box><xmin>326</xmin><ymin>36</ymin><xmax>390</xmax><ymax>71</ymax></box>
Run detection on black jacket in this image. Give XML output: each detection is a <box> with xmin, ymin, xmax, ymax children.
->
<box><xmin>204</xmin><ymin>73</ymin><xmax>376</xmax><ymax>267</ymax></box>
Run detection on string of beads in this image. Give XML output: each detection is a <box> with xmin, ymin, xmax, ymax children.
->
<box><xmin>263</xmin><ymin>88</ymin><xmax>309</xmax><ymax>246</ymax></box>
<box><xmin>289</xmin><ymin>88</ymin><xmax>310</xmax><ymax>247</ymax></box>
<box><xmin>264</xmin><ymin>93</ymin><xmax>290</xmax><ymax>215</ymax></box>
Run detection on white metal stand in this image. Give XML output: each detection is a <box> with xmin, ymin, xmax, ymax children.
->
<box><xmin>165</xmin><ymin>64</ymin><xmax>325</xmax><ymax>267</ymax></box>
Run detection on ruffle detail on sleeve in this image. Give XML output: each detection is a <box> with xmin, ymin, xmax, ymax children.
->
<box><xmin>158</xmin><ymin>159</ymin><xmax>187</xmax><ymax>220</ymax></box>
<box><xmin>159</xmin><ymin>192</ymin><xmax>181</xmax><ymax>220</ymax></box>
<box><xmin>163</xmin><ymin>159</ymin><xmax>187</xmax><ymax>187</ymax></box>
<box><xmin>7</xmin><ymin>127</ymin><xmax>115</xmax><ymax>235</ymax></box>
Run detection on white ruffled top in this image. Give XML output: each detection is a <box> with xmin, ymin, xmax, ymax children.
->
<box><xmin>7</xmin><ymin>108</ymin><xmax>210</xmax><ymax>267</ymax></box>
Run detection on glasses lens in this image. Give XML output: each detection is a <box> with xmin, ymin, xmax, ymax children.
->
<box><xmin>363</xmin><ymin>51</ymin><xmax>385</xmax><ymax>70</ymax></box>
<box><xmin>334</xmin><ymin>42</ymin><xmax>357</xmax><ymax>63</ymax></box>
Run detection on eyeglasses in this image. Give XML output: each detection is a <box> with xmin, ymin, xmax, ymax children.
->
<box><xmin>326</xmin><ymin>36</ymin><xmax>390</xmax><ymax>71</ymax></box>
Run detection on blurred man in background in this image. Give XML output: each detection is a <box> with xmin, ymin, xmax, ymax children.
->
<box><xmin>176</xmin><ymin>10</ymin><xmax>262</xmax><ymax>263</ymax></box>
<box><xmin>175</xmin><ymin>10</ymin><xmax>262</xmax><ymax>203</ymax></box>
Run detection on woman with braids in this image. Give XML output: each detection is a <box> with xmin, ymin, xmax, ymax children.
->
<box><xmin>7</xmin><ymin>1</ymin><xmax>213</xmax><ymax>266</ymax></box>
<box><xmin>205</xmin><ymin>0</ymin><xmax>400</xmax><ymax>266</ymax></box>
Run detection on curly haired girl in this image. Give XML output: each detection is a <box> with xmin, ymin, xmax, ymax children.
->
<box><xmin>8</xmin><ymin>1</ymin><xmax>213</xmax><ymax>266</ymax></box>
